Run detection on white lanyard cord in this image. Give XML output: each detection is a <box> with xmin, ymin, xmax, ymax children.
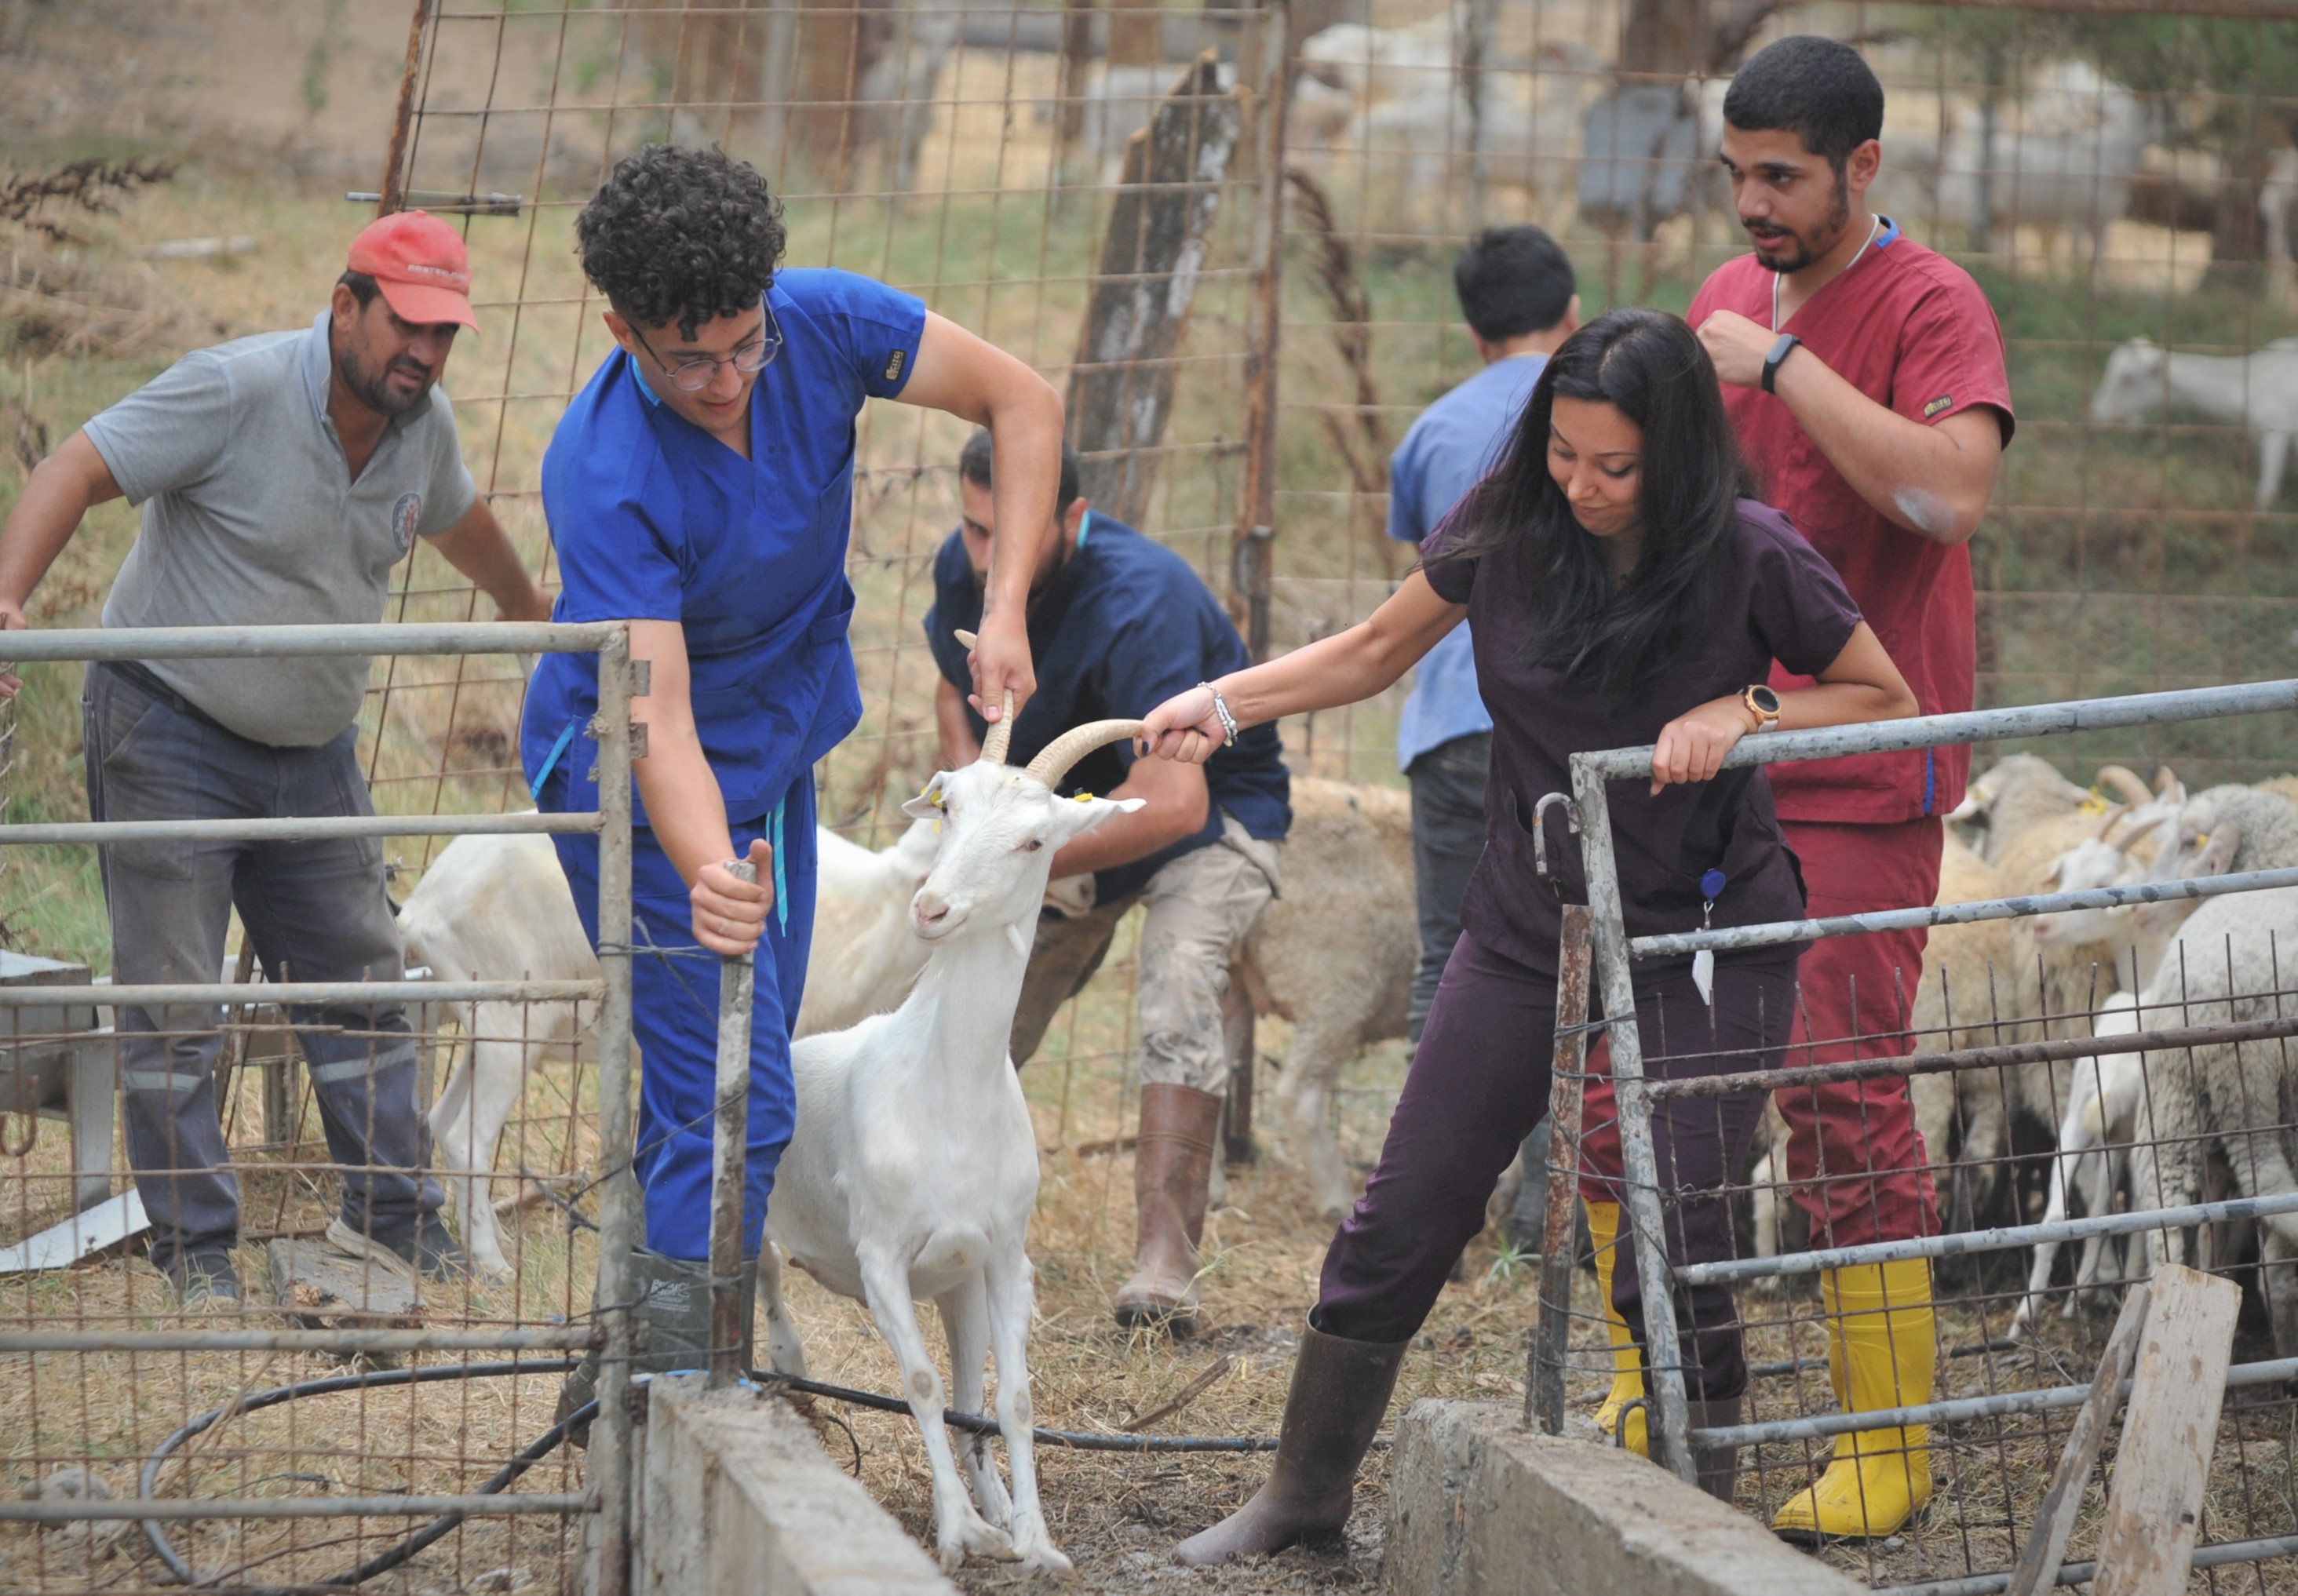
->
<box><xmin>1773</xmin><ymin>213</ymin><xmax>1884</xmax><ymax>332</ymax></box>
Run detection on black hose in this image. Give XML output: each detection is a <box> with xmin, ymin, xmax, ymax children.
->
<box><xmin>133</xmin><ymin>1356</ymin><xmax>1283</xmax><ymax>1592</ymax></box>
<box><xmin>137</xmin><ymin>1357</ymin><xmax>585</xmax><ymax>1594</ymax></box>
<box><xmin>753</xmin><ymin>1368</ymin><xmax>1280</xmax><ymax>1452</ymax></box>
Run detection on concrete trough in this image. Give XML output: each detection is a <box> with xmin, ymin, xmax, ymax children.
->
<box><xmin>640</xmin><ymin>1374</ymin><xmax>956</xmax><ymax>1596</ymax></box>
<box><xmin>1384</xmin><ymin>1399</ymin><xmax>1862</xmax><ymax>1596</ymax></box>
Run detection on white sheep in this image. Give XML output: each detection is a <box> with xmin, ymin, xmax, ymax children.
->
<box><xmin>1038</xmin><ymin>776</ymin><xmax>1413</xmax><ymax>1226</ymax></box>
<box><xmin>2121</xmin><ymin>786</ymin><xmax>2298</xmax><ymax>1354</ymax></box>
<box><xmin>2089</xmin><ymin>337</ymin><xmax>2298</xmax><ymax>509</ymax></box>
<box><xmin>401</xmin><ymin>818</ymin><xmax>943</xmax><ymax>1280</ymax></box>
<box><xmin>1247</xmin><ymin>777</ymin><xmax>1416</xmax><ymax>1223</ymax></box>
<box><xmin>758</xmin><ymin>713</ymin><xmax>1146</xmax><ymax>1576</ymax></box>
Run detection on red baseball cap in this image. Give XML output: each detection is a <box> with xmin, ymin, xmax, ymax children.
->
<box><xmin>346</xmin><ymin>210</ymin><xmax>479</xmax><ymax>331</ymax></box>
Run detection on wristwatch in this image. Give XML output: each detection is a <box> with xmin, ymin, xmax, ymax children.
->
<box><xmin>1761</xmin><ymin>332</ymin><xmax>1802</xmax><ymax>394</ymax></box>
<box><xmin>1741</xmin><ymin>683</ymin><xmax>1782</xmax><ymax>731</ymax></box>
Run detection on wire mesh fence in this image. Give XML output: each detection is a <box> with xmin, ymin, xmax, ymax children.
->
<box><xmin>0</xmin><ymin>623</ymin><xmax>637</xmax><ymax>1596</ymax></box>
<box><xmin>1537</xmin><ymin>682</ymin><xmax>2298</xmax><ymax>1591</ymax></box>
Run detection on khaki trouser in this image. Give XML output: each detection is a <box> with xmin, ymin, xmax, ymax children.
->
<box><xmin>1009</xmin><ymin>814</ymin><xmax>1282</xmax><ymax>1092</ymax></box>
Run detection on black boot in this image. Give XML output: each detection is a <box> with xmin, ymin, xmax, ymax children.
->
<box><xmin>557</xmin><ymin>1249</ymin><xmax>755</xmax><ymax>1447</ymax></box>
<box><xmin>1687</xmin><ymin>1397</ymin><xmax>1742</xmax><ymax>1503</ymax></box>
<box><xmin>1173</xmin><ymin>1323</ymin><xmax>1407</xmax><ymax>1565</ymax></box>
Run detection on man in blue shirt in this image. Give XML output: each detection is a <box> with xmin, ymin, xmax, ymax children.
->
<box><xmin>1386</xmin><ymin>226</ymin><xmax>1577</xmax><ymax>1244</ymax></box>
<box><xmin>523</xmin><ymin>146</ymin><xmax>1063</xmax><ymax>1416</ymax></box>
<box><xmin>925</xmin><ymin>432</ymin><xmax>1289</xmax><ymax>1335</ymax></box>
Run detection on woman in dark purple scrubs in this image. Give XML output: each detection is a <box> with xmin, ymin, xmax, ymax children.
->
<box><xmin>1137</xmin><ymin>309</ymin><xmax>1919</xmax><ymax>1560</ymax></box>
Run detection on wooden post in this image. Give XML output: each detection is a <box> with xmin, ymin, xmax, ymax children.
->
<box><xmin>2092</xmin><ymin>1263</ymin><xmax>2242</xmax><ymax>1596</ymax></box>
<box><xmin>1529</xmin><ymin>905</ymin><xmax>1593</xmax><ymax>1433</ymax></box>
<box><xmin>2006</xmin><ymin>1284</ymin><xmax>2150</xmax><ymax>1596</ymax></box>
<box><xmin>1065</xmin><ymin>53</ymin><xmax>1244</xmax><ymax>527</ymax></box>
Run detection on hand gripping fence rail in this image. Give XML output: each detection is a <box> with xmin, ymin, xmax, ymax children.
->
<box><xmin>1529</xmin><ymin>677</ymin><xmax>2298</xmax><ymax>1531</ymax></box>
<box><xmin>0</xmin><ymin>625</ymin><xmax>647</xmax><ymax>1596</ymax></box>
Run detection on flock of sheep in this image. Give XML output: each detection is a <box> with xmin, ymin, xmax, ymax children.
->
<box><xmin>1767</xmin><ymin>755</ymin><xmax>2298</xmax><ymax>1350</ymax></box>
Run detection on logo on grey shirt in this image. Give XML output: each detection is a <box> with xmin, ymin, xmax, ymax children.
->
<box><xmin>390</xmin><ymin>492</ymin><xmax>423</xmax><ymax>554</ymax></box>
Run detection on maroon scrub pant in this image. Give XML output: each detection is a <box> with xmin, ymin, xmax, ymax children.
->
<box><xmin>1774</xmin><ymin>818</ymin><xmax>1942</xmax><ymax>1248</ymax></box>
<box><xmin>1311</xmin><ymin>932</ymin><xmax>1795</xmax><ymax>1401</ymax></box>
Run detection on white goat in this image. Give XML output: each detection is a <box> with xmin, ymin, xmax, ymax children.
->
<box><xmin>401</xmin><ymin>830</ymin><xmax>597</xmax><ymax>1285</ymax></box>
<box><xmin>759</xmin><ymin>712</ymin><xmax>1146</xmax><ymax>1576</ymax></box>
<box><xmin>2090</xmin><ymin>337</ymin><xmax>2298</xmax><ymax>509</ymax></box>
<box><xmin>402</xmin><ymin>819</ymin><xmax>943</xmax><ymax>1280</ymax></box>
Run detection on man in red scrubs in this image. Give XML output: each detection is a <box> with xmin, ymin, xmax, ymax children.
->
<box><xmin>1690</xmin><ymin>35</ymin><xmax>2012</xmax><ymax>1540</ymax></box>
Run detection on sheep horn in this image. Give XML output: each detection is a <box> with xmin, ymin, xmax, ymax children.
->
<box><xmin>2096</xmin><ymin>765</ymin><xmax>2154</xmax><ymax>807</ymax></box>
<box><xmin>950</xmin><ymin>629</ymin><xmax>1017</xmax><ymax>765</ymax></box>
<box><xmin>1023</xmin><ymin>719</ymin><xmax>1147</xmax><ymax>789</ymax></box>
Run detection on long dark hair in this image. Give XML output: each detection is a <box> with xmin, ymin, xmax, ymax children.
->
<box><xmin>1428</xmin><ymin>308</ymin><xmax>1752</xmax><ymax>698</ymax></box>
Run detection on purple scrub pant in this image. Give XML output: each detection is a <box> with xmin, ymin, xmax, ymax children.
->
<box><xmin>1311</xmin><ymin>931</ymin><xmax>1794</xmax><ymax>1401</ymax></box>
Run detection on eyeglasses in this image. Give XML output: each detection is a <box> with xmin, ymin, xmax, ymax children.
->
<box><xmin>632</xmin><ymin>300</ymin><xmax>782</xmax><ymax>393</ymax></box>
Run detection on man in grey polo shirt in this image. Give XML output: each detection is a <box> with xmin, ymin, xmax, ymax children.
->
<box><xmin>0</xmin><ymin>211</ymin><xmax>549</xmax><ymax>1306</ymax></box>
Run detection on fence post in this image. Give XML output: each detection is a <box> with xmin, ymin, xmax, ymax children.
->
<box><xmin>709</xmin><ymin>862</ymin><xmax>758</xmax><ymax>1389</ymax></box>
<box><xmin>1529</xmin><ymin>903</ymin><xmax>1592</xmax><ymax>1433</ymax></box>
<box><xmin>1230</xmin><ymin>0</ymin><xmax>1288</xmax><ymax>665</ymax></box>
<box><xmin>589</xmin><ymin>629</ymin><xmax>643</xmax><ymax>1596</ymax></box>
<box><xmin>1570</xmin><ymin>755</ymin><xmax>1697</xmax><ymax>1485</ymax></box>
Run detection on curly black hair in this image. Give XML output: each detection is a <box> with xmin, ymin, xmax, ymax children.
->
<box><xmin>574</xmin><ymin>144</ymin><xmax>786</xmax><ymax>340</ymax></box>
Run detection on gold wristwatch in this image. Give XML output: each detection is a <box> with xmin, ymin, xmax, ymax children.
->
<box><xmin>1741</xmin><ymin>683</ymin><xmax>1782</xmax><ymax>731</ymax></box>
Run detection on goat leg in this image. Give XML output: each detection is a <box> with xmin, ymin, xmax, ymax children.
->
<box><xmin>938</xmin><ymin>1278</ymin><xmax>1015</xmax><ymax>1531</ymax></box>
<box><xmin>984</xmin><ymin>1249</ymin><xmax>1073</xmax><ymax>1576</ymax></box>
<box><xmin>858</xmin><ymin>1252</ymin><xmax>1014</xmax><ymax>1572</ymax></box>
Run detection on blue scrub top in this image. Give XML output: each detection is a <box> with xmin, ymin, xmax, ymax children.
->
<box><xmin>1386</xmin><ymin>354</ymin><xmax>1548</xmax><ymax>770</ymax></box>
<box><xmin>922</xmin><ymin>514</ymin><xmax>1290</xmax><ymax>904</ymax></box>
<box><xmin>523</xmin><ymin>269</ymin><xmax>927</xmax><ymax>825</ymax></box>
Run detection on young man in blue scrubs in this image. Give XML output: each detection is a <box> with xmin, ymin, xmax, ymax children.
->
<box><xmin>924</xmin><ymin>432</ymin><xmax>1290</xmax><ymax>1335</ymax></box>
<box><xmin>524</xmin><ymin>146</ymin><xmax>1062</xmax><ymax>1408</ymax></box>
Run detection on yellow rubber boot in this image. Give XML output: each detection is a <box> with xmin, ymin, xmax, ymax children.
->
<box><xmin>1585</xmin><ymin>1201</ymin><xmax>1647</xmax><ymax>1456</ymax></box>
<box><xmin>1772</xmin><ymin>1259</ymin><xmax>1935</xmax><ymax>1542</ymax></box>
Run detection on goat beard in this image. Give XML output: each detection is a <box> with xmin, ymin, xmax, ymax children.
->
<box><xmin>1746</xmin><ymin>175</ymin><xmax>1851</xmax><ymax>275</ymax></box>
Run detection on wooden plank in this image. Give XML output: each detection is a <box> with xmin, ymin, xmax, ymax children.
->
<box><xmin>2092</xmin><ymin>1263</ymin><xmax>2243</xmax><ymax>1596</ymax></box>
<box><xmin>2006</xmin><ymin>1284</ymin><xmax>2151</xmax><ymax>1596</ymax></box>
<box><xmin>1064</xmin><ymin>53</ymin><xmax>1243</xmax><ymax>527</ymax></box>
<box><xmin>267</xmin><ymin>1238</ymin><xmax>421</xmax><ymax>1328</ymax></box>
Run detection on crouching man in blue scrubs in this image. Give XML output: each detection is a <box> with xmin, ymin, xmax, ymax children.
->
<box><xmin>523</xmin><ymin>145</ymin><xmax>1062</xmax><ymax>1420</ymax></box>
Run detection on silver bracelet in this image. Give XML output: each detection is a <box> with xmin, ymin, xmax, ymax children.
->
<box><xmin>1198</xmin><ymin>681</ymin><xmax>1238</xmax><ymax>747</ymax></box>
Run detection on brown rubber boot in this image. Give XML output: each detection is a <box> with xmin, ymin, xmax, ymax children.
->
<box><xmin>1174</xmin><ymin>1323</ymin><xmax>1408</xmax><ymax>1565</ymax></box>
<box><xmin>1687</xmin><ymin>1397</ymin><xmax>1742</xmax><ymax>1503</ymax></box>
<box><xmin>1114</xmin><ymin>1084</ymin><xmax>1223</xmax><ymax>1334</ymax></box>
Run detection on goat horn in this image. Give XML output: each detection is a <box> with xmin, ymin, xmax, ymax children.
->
<box><xmin>950</xmin><ymin>629</ymin><xmax>1017</xmax><ymax>765</ymax></box>
<box><xmin>2096</xmin><ymin>765</ymin><xmax>2153</xmax><ymax>807</ymax></box>
<box><xmin>980</xmin><ymin>690</ymin><xmax>1016</xmax><ymax>765</ymax></box>
<box><xmin>2093</xmin><ymin>800</ymin><xmax>2134</xmax><ymax>843</ymax></box>
<box><xmin>2154</xmin><ymin>764</ymin><xmax>2179</xmax><ymax>799</ymax></box>
<box><xmin>1023</xmin><ymin>719</ymin><xmax>1147</xmax><ymax>788</ymax></box>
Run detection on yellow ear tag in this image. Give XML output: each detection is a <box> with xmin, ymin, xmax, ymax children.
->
<box><xmin>1072</xmin><ymin>792</ymin><xmax>1094</xmax><ymax>802</ymax></box>
<box><xmin>2078</xmin><ymin>789</ymin><xmax>2111</xmax><ymax>815</ymax></box>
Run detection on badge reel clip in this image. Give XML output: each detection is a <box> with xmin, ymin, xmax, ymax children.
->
<box><xmin>1691</xmin><ymin>867</ymin><xmax>1727</xmax><ymax>1007</ymax></box>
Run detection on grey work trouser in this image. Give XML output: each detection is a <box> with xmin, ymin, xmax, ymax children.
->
<box><xmin>1009</xmin><ymin>814</ymin><xmax>1281</xmax><ymax>1093</ymax></box>
<box><xmin>1408</xmin><ymin>732</ymin><xmax>1552</xmax><ymax>1244</ymax></box>
<box><xmin>82</xmin><ymin>662</ymin><xmax>440</xmax><ymax>1272</ymax></box>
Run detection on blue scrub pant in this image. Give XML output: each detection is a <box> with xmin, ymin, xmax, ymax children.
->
<box><xmin>553</xmin><ymin>779</ymin><xmax>817</xmax><ymax>1260</ymax></box>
